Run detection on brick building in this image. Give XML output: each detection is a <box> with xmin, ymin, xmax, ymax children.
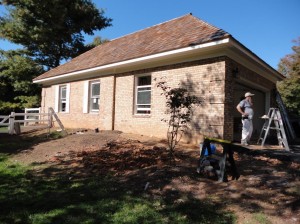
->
<box><xmin>33</xmin><ymin>14</ymin><xmax>284</xmax><ymax>143</ymax></box>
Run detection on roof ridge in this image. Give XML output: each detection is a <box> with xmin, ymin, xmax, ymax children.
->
<box><xmin>109</xmin><ymin>13</ymin><xmax>194</xmax><ymax>42</ymax></box>
<box><xmin>60</xmin><ymin>14</ymin><xmax>228</xmax><ymax>71</ymax></box>
<box><xmin>192</xmin><ymin>14</ymin><xmax>229</xmax><ymax>35</ymax></box>
<box><xmin>34</xmin><ymin>14</ymin><xmax>195</xmax><ymax>79</ymax></box>
<box><xmin>34</xmin><ymin>13</ymin><xmax>234</xmax><ymax>82</ymax></box>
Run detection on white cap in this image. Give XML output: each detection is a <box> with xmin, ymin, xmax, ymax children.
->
<box><xmin>245</xmin><ymin>92</ymin><xmax>255</xmax><ymax>97</ymax></box>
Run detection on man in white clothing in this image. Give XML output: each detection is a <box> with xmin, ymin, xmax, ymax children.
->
<box><xmin>236</xmin><ymin>92</ymin><xmax>255</xmax><ymax>146</ymax></box>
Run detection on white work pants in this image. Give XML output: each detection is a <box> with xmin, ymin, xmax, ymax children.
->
<box><xmin>241</xmin><ymin>119</ymin><xmax>253</xmax><ymax>143</ymax></box>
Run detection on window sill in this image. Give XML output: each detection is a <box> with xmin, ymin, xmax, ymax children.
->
<box><xmin>133</xmin><ymin>114</ymin><xmax>151</xmax><ymax>118</ymax></box>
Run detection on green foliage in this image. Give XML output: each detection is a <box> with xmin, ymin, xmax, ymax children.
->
<box><xmin>0</xmin><ymin>49</ymin><xmax>42</xmax><ymax>113</ymax></box>
<box><xmin>277</xmin><ymin>74</ymin><xmax>300</xmax><ymax>116</ymax></box>
<box><xmin>278</xmin><ymin>37</ymin><xmax>300</xmax><ymax>78</ymax></box>
<box><xmin>277</xmin><ymin>37</ymin><xmax>300</xmax><ymax>116</ymax></box>
<box><xmin>248</xmin><ymin>212</ymin><xmax>272</xmax><ymax>224</ymax></box>
<box><xmin>48</xmin><ymin>130</ymin><xmax>64</xmax><ymax>139</ymax></box>
<box><xmin>0</xmin><ymin>0</ymin><xmax>112</xmax><ymax>68</ymax></box>
<box><xmin>156</xmin><ymin>79</ymin><xmax>203</xmax><ymax>161</ymax></box>
<box><xmin>85</xmin><ymin>36</ymin><xmax>110</xmax><ymax>50</ymax></box>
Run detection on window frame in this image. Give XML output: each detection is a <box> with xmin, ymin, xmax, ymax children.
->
<box><xmin>134</xmin><ymin>75</ymin><xmax>152</xmax><ymax>115</ymax></box>
<box><xmin>89</xmin><ymin>80</ymin><xmax>100</xmax><ymax>113</ymax></box>
<box><xmin>59</xmin><ymin>85</ymin><xmax>67</xmax><ymax>112</ymax></box>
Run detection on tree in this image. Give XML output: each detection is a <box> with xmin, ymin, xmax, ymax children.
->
<box><xmin>277</xmin><ymin>37</ymin><xmax>300</xmax><ymax>116</ymax></box>
<box><xmin>0</xmin><ymin>49</ymin><xmax>43</xmax><ymax>114</ymax></box>
<box><xmin>0</xmin><ymin>0</ymin><xmax>112</xmax><ymax>69</ymax></box>
<box><xmin>156</xmin><ymin>78</ymin><xmax>203</xmax><ymax>162</ymax></box>
<box><xmin>86</xmin><ymin>36</ymin><xmax>110</xmax><ymax>48</ymax></box>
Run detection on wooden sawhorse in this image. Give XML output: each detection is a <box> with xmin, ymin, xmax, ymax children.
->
<box><xmin>198</xmin><ymin>137</ymin><xmax>239</xmax><ymax>182</ymax></box>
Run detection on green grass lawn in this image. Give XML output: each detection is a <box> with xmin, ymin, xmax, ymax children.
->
<box><xmin>0</xmin><ymin>126</ymin><xmax>8</xmax><ymax>133</ymax></box>
<box><xmin>0</xmin><ymin>155</ymin><xmax>236</xmax><ymax>224</ymax></box>
<box><xmin>0</xmin><ymin>133</ymin><xmax>236</xmax><ymax>224</ymax></box>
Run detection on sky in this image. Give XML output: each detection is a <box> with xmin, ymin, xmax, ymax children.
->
<box><xmin>0</xmin><ymin>0</ymin><xmax>299</xmax><ymax>70</ymax></box>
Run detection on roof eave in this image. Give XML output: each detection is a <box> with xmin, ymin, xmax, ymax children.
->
<box><xmin>33</xmin><ymin>38</ymin><xmax>231</xmax><ymax>85</ymax></box>
<box><xmin>33</xmin><ymin>36</ymin><xmax>283</xmax><ymax>85</ymax></box>
<box><xmin>228</xmin><ymin>37</ymin><xmax>284</xmax><ymax>80</ymax></box>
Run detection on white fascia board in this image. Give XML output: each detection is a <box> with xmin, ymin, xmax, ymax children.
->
<box><xmin>33</xmin><ymin>38</ymin><xmax>230</xmax><ymax>84</ymax></box>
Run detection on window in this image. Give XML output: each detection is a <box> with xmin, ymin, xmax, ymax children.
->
<box><xmin>55</xmin><ymin>84</ymin><xmax>70</xmax><ymax>113</ymax></box>
<box><xmin>83</xmin><ymin>80</ymin><xmax>100</xmax><ymax>113</ymax></box>
<box><xmin>135</xmin><ymin>75</ymin><xmax>151</xmax><ymax>114</ymax></box>
<box><xmin>59</xmin><ymin>85</ymin><xmax>67</xmax><ymax>112</ymax></box>
<box><xmin>89</xmin><ymin>81</ymin><xmax>100</xmax><ymax>112</ymax></box>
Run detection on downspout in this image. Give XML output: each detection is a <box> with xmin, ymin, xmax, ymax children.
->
<box><xmin>112</xmin><ymin>74</ymin><xmax>116</xmax><ymax>130</ymax></box>
<box><xmin>42</xmin><ymin>87</ymin><xmax>46</xmax><ymax>113</ymax></box>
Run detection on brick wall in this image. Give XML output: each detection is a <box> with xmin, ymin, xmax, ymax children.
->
<box><xmin>113</xmin><ymin>57</ymin><xmax>227</xmax><ymax>143</ymax></box>
<box><xmin>41</xmin><ymin>76</ymin><xmax>114</xmax><ymax>130</ymax></box>
<box><xmin>41</xmin><ymin>56</ymin><xmax>278</xmax><ymax>143</ymax></box>
<box><xmin>40</xmin><ymin>57</ymin><xmax>228</xmax><ymax>143</ymax></box>
<box><xmin>224</xmin><ymin>58</ymin><xmax>277</xmax><ymax>140</ymax></box>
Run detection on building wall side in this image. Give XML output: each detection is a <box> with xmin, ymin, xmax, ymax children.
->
<box><xmin>39</xmin><ymin>56</ymin><xmax>279</xmax><ymax>143</ymax></box>
<box><xmin>114</xmin><ymin>57</ymin><xmax>227</xmax><ymax>143</ymax></box>
<box><xmin>40</xmin><ymin>76</ymin><xmax>114</xmax><ymax>130</ymax></box>
<box><xmin>40</xmin><ymin>57</ymin><xmax>227</xmax><ymax>143</ymax></box>
<box><xmin>224</xmin><ymin>58</ymin><xmax>277</xmax><ymax>141</ymax></box>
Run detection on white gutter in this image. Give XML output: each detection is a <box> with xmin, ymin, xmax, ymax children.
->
<box><xmin>33</xmin><ymin>38</ymin><xmax>230</xmax><ymax>84</ymax></box>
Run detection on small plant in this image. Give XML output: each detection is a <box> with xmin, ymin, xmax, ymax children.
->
<box><xmin>48</xmin><ymin>131</ymin><xmax>64</xmax><ymax>139</ymax></box>
<box><xmin>156</xmin><ymin>78</ymin><xmax>203</xmax><ymax>162</ymax></box>
<box><xmin>252</xmin><ymin>212</ymin><xmax>272</xmax><ymax>224</ymax></box>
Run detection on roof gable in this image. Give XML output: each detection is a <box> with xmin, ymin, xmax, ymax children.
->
<box><xmin>34</xmin><ymin>14</ymin><xmax>229</xmax><ymax>81</ymax></box>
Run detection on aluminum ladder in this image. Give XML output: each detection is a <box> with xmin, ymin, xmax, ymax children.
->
<box><xmin>257</xmin><ymin>108</ymin><xmax>290</xmax><ymax>151</ymax></box>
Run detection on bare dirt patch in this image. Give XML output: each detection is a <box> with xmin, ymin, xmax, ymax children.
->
<box><xmin>3</xmin><ymin>129</ymin><xmax>300</xmax><ymax>224</ymax></box>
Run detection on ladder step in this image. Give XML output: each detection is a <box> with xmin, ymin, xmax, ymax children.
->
<box><xmin>269</xmin><ymin>127</ymin><xmax>281</xmax><ymax>130</ymax></box>
<box><xmin>258</xmin><ymin>107</ymin><xmax>289</xmax><ymax>151</ymax></box>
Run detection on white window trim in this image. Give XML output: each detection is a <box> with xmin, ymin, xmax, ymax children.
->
<box><xmin>90</xmin><ymin>81</ymin><xmax>100</xmax><ymax>113</ymax></box>
<box><xmin>55</xmin><ymin>84</ymin><xmax>70</xmax><ymax>113</ymax></box>
<box><xmin>83</xmin><ymin>80</ymin><xmax>100</xmax><ymax>113</ymax></box>
<box><xmin>54</xmin><ymin>85</ymin><xmax>59</xmax><ymax>112</ymax></box>
<box><xmin>83</xmin><ymin>81</ymin><xmax>89</xmax><ymax>113</ymax></box>
<box><xmin>135</xmin><ymin>75</ymin><xmax>151</xmax><ymax>115</ymax></box>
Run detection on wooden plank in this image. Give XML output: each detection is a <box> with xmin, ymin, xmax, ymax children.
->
<box><xmin>204</xmin><ymin>137</ymin><xmax>231</xmax><ymax>144</ymax></box>
<box><xmin>9</xmin><ymin>112</ymin><xmax>15</xmax><ymax>134</ymax></box>
<box><xmin>13</xmin><ymin>119</ymin><xmax>50</xmax><ymax>123</ymax></box>
<box><xmin>14</xmin><ymin>123</ymin><xmax>21</xmax><ymax>134</ymax></box>
<box><xmin>49</xmin><ymin>107</ymin><xmax>67</xmax><ymax>135</ymax></box>
<box><xmin>0</xmin><ymin>116</ymin><xmax>9</xmax><ymax>124</ymax></box>
<box><xmin>14</xmin><ymin>113</ymin><xmax>49</xmax><ymax>116</ymax></box>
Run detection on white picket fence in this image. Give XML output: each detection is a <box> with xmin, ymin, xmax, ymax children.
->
<box><xmin>0</xmin><ymin>107</ymin><xmax>65</xmax><ymax>135</ymax></box>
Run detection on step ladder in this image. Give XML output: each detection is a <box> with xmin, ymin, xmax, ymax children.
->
<box><xmin>257</xmin><ymin>108</ymin><xmax>290</xmax><ymax>151</ymax></box>
<box><xmin>276</xmin><ymin>92</ymin><xmax>297</xmax><ymax>141</ymax></box>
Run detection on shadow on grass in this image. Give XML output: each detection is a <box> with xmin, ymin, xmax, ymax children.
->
<box><xmin>0</xmin><ymin>132</ymin><xmax>237</xmax><ymax>223</ymax></box>
<box><xmin>0</xmin><ymin>153</ymin><xmax>236</xmax><ymax>224</ymax></box>
<box><xmin>1</xmin><ymin>133</ymin><xmax>299</xmax><ymax>223</ymax></box>
<box><xmin>0</xmin><ymin>129</ymin><xmax>63</xmax><ymax>155</ymax></box>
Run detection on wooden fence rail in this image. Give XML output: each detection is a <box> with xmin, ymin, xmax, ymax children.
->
<box><xmin>0</xmin><ymin>107</ymin><xmax>65</xmax><ymax>135</ymax></box>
